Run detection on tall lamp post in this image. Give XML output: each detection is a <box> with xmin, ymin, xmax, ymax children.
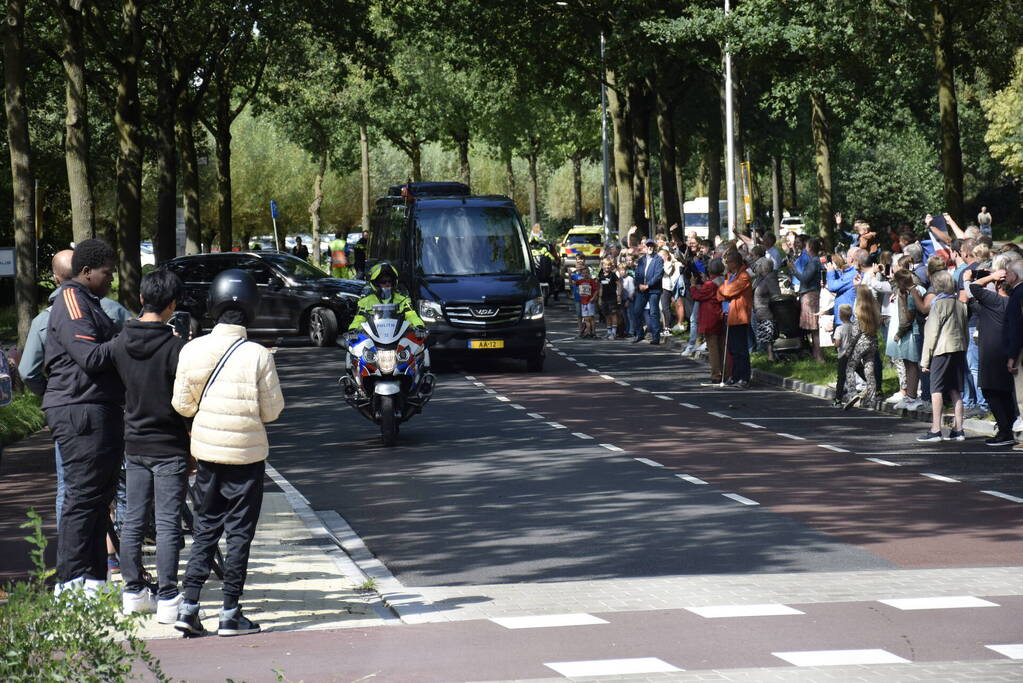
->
<box><xmin>724</xmin><ymin>0</ymin><xmax>736</xmax><ymax>240</ymax></box>
<box><xmin>600</xmin><ymin>31</ymin><xmax>612</xmax><ymax>246</ymax></box>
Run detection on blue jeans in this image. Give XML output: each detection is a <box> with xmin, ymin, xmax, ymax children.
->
<box><xmin>688</xmin><ymin>302</ymin><xmax>700</xmax><ymax>346</ymax></box>
<box><xmin>630</xmin><ymin>295</ymin><xmax>646</xmax><ymax>338</ymax></box>
<box><xmin>55</xmin><ymin>441</ymin><xmax>65</xmax><ymax>528</ymax></box>
<box><xmin>122</xmin><ymin>454</ymin><xmax>188</xmax><ymax>599</ymax></box>
<box><xmin>964</xmin><ymin>330</ymin><xmax>986</xmax><ymax>410</ymax></box>
<box><xmin>641</xmin><ymin>289</ymin><xmax>662</xmax><ymax>339</ymax></box>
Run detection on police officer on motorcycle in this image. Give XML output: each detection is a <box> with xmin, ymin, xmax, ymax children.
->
<box><xmin>346</xmin><ymin>262</ymin><xmax>427</xmax><ymax>337</ymax></box>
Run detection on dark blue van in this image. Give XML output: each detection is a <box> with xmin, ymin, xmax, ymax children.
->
<box><xmin>369</xmin><ymin>182</ymin><xmax>546</xmax><ymax>371</ymax></box>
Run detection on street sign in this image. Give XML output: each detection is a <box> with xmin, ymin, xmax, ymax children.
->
<box><xmin>0</xmin><ymin>247</ymin><xmax>15</xmax><ymax>277</ymax></box>
<box><xmin>270</xmin><ymin>200</ymin><xmax>279</xmax><ymax>219</ymax></box>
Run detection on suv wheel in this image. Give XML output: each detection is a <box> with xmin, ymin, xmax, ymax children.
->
<box><xmin>525</xmin><ymin>350</ymin><xmax>545</xmax><ymax>373</ymax></box>
<box><xmin>308</xmin><ymin>307</ymin><xmax>338</xmax><ymax>347</ymax></box>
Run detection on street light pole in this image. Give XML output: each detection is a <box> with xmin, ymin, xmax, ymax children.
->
<box><xmin>600</xmin><ymin>31</ymin><xmax>612</xmax><ymax>246</ymax></box>
<box><xmin>724</xmin><ymin>0</ymin><xmax>736</xmax><ymax>240</ymax></box>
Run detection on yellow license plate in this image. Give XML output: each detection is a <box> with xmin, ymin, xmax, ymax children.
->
<box><xmin>469</xmin><ymin>339</ymin><xmax>504</xmax><ymax>349</ymax></box>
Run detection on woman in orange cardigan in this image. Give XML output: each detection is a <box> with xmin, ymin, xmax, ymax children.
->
<box><xmin>717</xmin><ymin>251</ymin><xmax>754</xmax><ymax>387</ymax></box>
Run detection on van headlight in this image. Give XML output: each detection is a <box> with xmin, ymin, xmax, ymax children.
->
<box><xmin>524</xmin><ymin>296</ymin><xmax>544</xmax><ymax>320</ymax></box>
<box><xmin>418</xmin><ymin>299</ymin><xmax>442</xmax><ymax>323</ymax></box>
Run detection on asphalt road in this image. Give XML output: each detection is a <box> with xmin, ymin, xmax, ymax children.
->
<box><xmin>265</xmin><ymin>299</ymin><xmax>1023</xmax><ymax>586</ymax></box>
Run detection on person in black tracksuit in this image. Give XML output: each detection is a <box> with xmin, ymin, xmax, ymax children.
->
<box><xmin>109</xmin><ymin>269</ymin><xmax>190</xmax><ymax>621</ymax></box>
<box><xmin>43</xmin><ymin>239</ymin><xmax>125</xmax><ymax>590</ymax></box>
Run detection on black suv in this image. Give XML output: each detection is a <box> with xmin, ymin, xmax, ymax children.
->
<box><xmin>165</xmin><ymin>251</ymin><xmax>364</xmax><ymax>346</ymax></box>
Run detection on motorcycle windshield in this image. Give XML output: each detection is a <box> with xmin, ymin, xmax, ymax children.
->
<box><xmin>368</xmin><ymin>304</ymin><xmax>402</xmax><ymax>342</ymax></box>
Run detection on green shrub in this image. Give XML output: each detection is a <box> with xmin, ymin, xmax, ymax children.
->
<box><xmin>0</xmin><ymin>391</ymin><xmax>46</xmax><ymax>446</ymax></box>
<box><xmin>0</xmin><ymin>511</ymin><xmax>169</xmax><ymax>683</ymax></box>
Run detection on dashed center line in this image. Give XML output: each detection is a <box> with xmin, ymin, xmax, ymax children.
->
<box><xmin>587</xmin><ymin>368</ymin><xmax>599</xmax><ymax>373</ymax></box>
<box><xmin>819</xmin><ymin>444</ymin><xmax>850</xmax><ymax>453</ymax></box>
<box><xmin>922</xmin><ymin>472</ymin><xmax>959</xmax><ymax>483</ymax></box>
<box><xmin>708</xmin><ymin>411</ymin><xmax>730</xmax><ymax>419</ymax></box>
<box><xmin>566</xmin><ymin>356</ymin><xmax>576</xmax><ymax>361</ymax></box>
<box><xmin>495</xmin><ymin>396</ymin><xmax>510</xmax><ymax>402</ymax></box>
<box><xmin>680</xmin><ymin>403</ymin><xmax>699</xmax><ymax>409</ymax></box>
<box><xmin>634</xmin><ymin>388</ymin><xmax>650</xmax><ymax>393</ymax></box>
<box><xmin>739</xmin><ymin>422</ymin><xmax>765</xmax><ymax>429</ymax></box>
<box><xmin>615</xmin><ymin>380</ymin><xmax>630</xmax><ymax>386</ymax></box>
<box><xmin>982</xmin><ymin>490</ymin><xmax>1023</xmax><ymax>503</ymax></box>
<box><xmin>464</xmin><ymin>375</ymin><xmax>476</xmax><ymax>381</ymax></box>
<box><xmin>634</xmin><ymin>457</ymin><xmax>663</xmax><ymax>468</ymax></box>
<box><xmin>655</xmin><ymin>395</ymin><xmax>672</xmax><ymax>401</ymax></box>
<box><xmin>575</xmin><ymin>362</ymin><xmax>587</xmax><ymax>368</ymax></box>
<box><xmin>600</xmin><ymin>443</ymin><xmax>624</xmax><ymax>452</ymax></box>
<box><xmin>483</xmin><ymin>389</ymin><xmax>497</xmax><ymax>394</ymax></box>
<box><xmin>571</xmin><ymin>432</ymin><xmax>594</xmax><ymax>440</ymax></box>
<box><xmin>509</xmin><ymin>403</ymin><xmax>526</xmax><ymax>410</ymax></box>
<box><xmin>776</xmin><ymin>432</ymin><xmax>806</xmax><ymax>441</ymax></box>
<box><xmin>545</xmin><ymin>421</ymin><xmax>567</xmax><ymax>429</ymax></box>
<box><xmin>527</xmin><ymin>413</ymin><xmax>545</xmax><ymax>419</ymax></box>
<box><xmin>676</xmin><ymin>474</ymin><xmax>708</xmax><ymax>485</ymax></box>
<box><xmin>722</xmin><ymin>493</ymin><xmax>760</xmax><ymax>506</ymax></box>
<box><xmin>866</xmin><ymin>457</ymin><xmax>900</xmax><ymax>467</ymax></box>
<box><xmin>600</xmin><ymin>374</ymin><xmax>614</xmax><ymax>380</ymax></box>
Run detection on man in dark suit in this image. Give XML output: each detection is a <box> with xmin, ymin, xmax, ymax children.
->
<box><xmin>633</xmin><ymin>239</ymin><xmax>664</xmax><ymax>344</ymax></box>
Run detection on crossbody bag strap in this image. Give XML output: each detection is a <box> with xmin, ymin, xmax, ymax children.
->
<box><xmin>197</xmin><ymin>337</ymin><xmax>248</xmax><ymax>408</ymax></box>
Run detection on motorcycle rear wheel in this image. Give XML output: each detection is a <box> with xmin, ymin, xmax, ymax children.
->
<box><xmin>379</xmin><ymin>395</ymin><xmax>399</xmax><ymax>446</ymax></box>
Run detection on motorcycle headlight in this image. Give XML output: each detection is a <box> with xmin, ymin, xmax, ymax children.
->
<box><xmin>362</xmin><ymin>348</ymin><xmax>377</xmax><ymax>364</ymax></box>
<box><xmin>377</xmin><ymin>349</ymin><xmax>397</xmax><ymax>374</ymax></box>
<box><xmin>524</xmin><ymin>296</ymin><xmax>544</xmax><ymax>320</ymax></box>
<box><xmin>397</xmin><ymin>347</ymin><xmax>412</xmax><ymax>362</ymax></box>
<box><xmin>418</xmin><ymin>299</ymin><xmax>443</xmax><ymax>323</ymax></box>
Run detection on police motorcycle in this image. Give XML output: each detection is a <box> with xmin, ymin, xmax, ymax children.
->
<box><xmin>340</xmin><ymin>304</ymin><xmax>435</xmax><ymax>446</ymax></box>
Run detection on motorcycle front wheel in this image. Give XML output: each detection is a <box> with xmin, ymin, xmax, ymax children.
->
<box><xmin>379</xmin><ymin>394</ymin><xmax>399</xmax><ymax>447</ymax></box>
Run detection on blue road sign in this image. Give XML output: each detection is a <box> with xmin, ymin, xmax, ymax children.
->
<box><xmin>270</xmin><ymin>200</ymin><xmax>279</xmax><ymax>219</ymax></box>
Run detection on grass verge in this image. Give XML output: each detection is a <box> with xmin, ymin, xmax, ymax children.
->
<box><xmin>0</xmin><ymin>391</ymin><xmax>46</xmax><ymax>446</ymax></box>
<box><xmin>750</xmin><ymin>345</ymin><xmax>900</xmax><ymax>399</ymax></box>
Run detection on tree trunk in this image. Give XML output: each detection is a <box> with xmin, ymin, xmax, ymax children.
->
<box><xmin>706</xmin><ymin>84</ymin><xmax>723</xmax><ymax>240</ymax></box>
<box><xmin>694</xmin><ymin>154</ymin><xmax>708</xmax><ymax>197</ymax></box>
<box><xmin>655</xmin><ymin>89</ymin><xmax>681</xmax><ymax>230</ymax></box>
<box><xmin>360</xmin><ymin>123</ymin><xmax>370</xmax><ymax>232</ymax></box>
<box><xmin>59</xmin><ymin>1</ymin><xmax>95</xmax><ymax>244</ymax></box>
<box><xmin>771</xmin><ymin>155</ymin><xmax>782</xmax><ymax>232</ymax></box>
<box><xmin>931</xmin><ymin>0</ymin><xmax>965</xmax><ymax>225</ymax></box>
<box><xmin>214</xmin><ymin>125</ymin><xmax>232</xmax><ymax>253</ymax></box>
<box><xmin>456</xmin><ymin>133</ymin><xmax>470</xmax><ymax>187</ymax></box>
<box><xmin>309</xmin><ymin>149</ymin><xmax>326</xmax><ymax>265</ymax></box>
<box><xmin>154</xmin><ymin>32</ymin><xmax>177</xmax><ymax>263</ymax></box>
<box><xmin>631</xmin><ymin>85</ymin><xmax>652</xmax><ymax>233</ymax></box>
<box><xmin>527</xmin><ymin>149</ymin><xmax>539</xmax><ymax>227</ymax></box>
<box><xmin>177</xmin><ymin>105</ymin><xmax>201</xmax><ymax>254</ymax></box>
<box><xmin>810</xmin><ymin>91</ymin><xmax>833</xmax><ymax>244</ymax></box>
<box><xmin>115</xmin><ymin>0</ymin><xmax>142</xmax><ymax>310</ymax></box>
<box><xmin>4</xmin><ymin>0</ymin><xmax>36</xmax><ymax>345</ymax></box>
<box><xmin>409</xmin><ymin>141</ymin><xmax>422</xmax><ymax>182</ymax></box>
<box><xmin>606</xmin><ymin>70</ymin><xmax>635</xmax><ymax>241</ymax></box>
<box><xmin>503</xmin><ymin>147</ymin><xmax>515</xmax><ymax>198</ymax></box>
<box><xmin>571</xmin><ymin>154</ymin><xmax>583</xmax><ymax>224</ymax></box>
<box><xmin>788</xmin><ymin>159</ymin><xmax>797</xmax><ymax>210</ymax></box>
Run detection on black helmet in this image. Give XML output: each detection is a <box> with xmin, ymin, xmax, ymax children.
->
<box><xmin>208</xmin><ymin>269</ymin><xmax>260</xmax><ymax>325</ymax></box>
<box><xmin>367</xmin><ymin>261</ymin><xmax>400</xmax><ymax>297</ymax></box>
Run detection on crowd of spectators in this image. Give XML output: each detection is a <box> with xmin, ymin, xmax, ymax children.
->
<box><xmin>574</xmin><ymin>210</ymin><xmax>1023</xmax><ymax>447</ymax></box>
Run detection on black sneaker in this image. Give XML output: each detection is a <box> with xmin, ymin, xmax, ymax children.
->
<box><xmin>174</xmin><ymin>601</ymin><xmax>206</xmax><ymax>637</ymax></box>
<box><xmin>985</xmin><ymin>433</ymin><xmax>1015</xmax><ymax>447</ymax></box>
<box><xmin>218</xmin><ymin>606</ymin><xmax>260</xmax><ymax>637</ymax></box>
<box><xmin>945</xmin><ymin>429</ymin><xmax>966</xmax><ymax>442</ymax></box>
<box><xmin>843</xmin><ymin>392</ymin><xmax>863</xmax><ymax>411</ymax></box>
<box><xmin>724</xmin><ymin>378</ymin><xmax>737</xmax><ymax>386</ymax></box>
<box><xmin>916</xmin><ymin>430</ymin><xmax>943</xmax><ymax>443</ymax></box>
<box><xmin>735</xmin><ymin>379</ymin><xmax>750</xmax><ymax>389</ymax></box>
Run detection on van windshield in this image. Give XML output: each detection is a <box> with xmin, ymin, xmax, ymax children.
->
<box><xmin>415</xmin><ymin>206</ymin><xmax>530</xmax><ymax>276</ymax></box>
<box><xmin>684</xmin><ymin>212</ymin><xmax>709</xmax><ymax>228</ymax></box>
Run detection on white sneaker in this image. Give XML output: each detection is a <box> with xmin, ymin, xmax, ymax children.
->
<box><xmin>156</xmin><ymin>593</ymin><xmax>184</xmax><ymax>624</ymax></box>
<box><xmin>885</xmin><ymin>391</ymin><xmax>905</xmax><ymax>405</ymax></box>
<box><xmin>54</xmin><ymin>576</ymin><xmax>85</xmax><ymax>597</ymax></box>
<box><xmin>696</xmin><ymin>342</ymin><xmax>707</xmax><ymax>352</ymax></box>
<box><xmin>1013</xmin><ymin>417</ymin><xmax>1023</xmax><ymax>433</ymax></box>
<box><xmin>892</xmin><ymin>398</ymin><xmax>909</xmax><ymax>411</ymax></box>
<box><xmin>681</xmin><ymin>345</ymin><xmax>695</xmax><ymax>357</ymax></box>
<box><xmin>123</xmin><ymin>588</ymin><xmax>157</xmax><ymax>615</ymax></box>
<box><xmin>904</xmin><ymin>398</ymin><xmax>924</xmax><ymax>411</ymax></box>
<box><xmin>83</xmin><ymin>578</ymin><xmax>108</xmax><ymax>599</ymax></box>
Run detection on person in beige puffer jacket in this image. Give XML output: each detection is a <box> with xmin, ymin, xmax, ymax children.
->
<box><xmin>171</xmin><ymin>269</ymin><xmax>285</xmax><ymax>638</ymax></box>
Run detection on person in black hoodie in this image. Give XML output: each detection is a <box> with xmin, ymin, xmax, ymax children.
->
<box><xmin>109</xmin><ymin>269</ymin><xmax>190</xmax><ymax>623</ymax></box>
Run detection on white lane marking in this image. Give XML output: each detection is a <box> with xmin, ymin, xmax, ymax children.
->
<box><xmin>575</xmin><ymin>362</ymin><xmax>587</xmax><ymax>368</ymax></box>
<box><xmin>483</xmin><ymin>388</ymin><xmax>497</xmax><ymax>394</ymax></box>
<box><xmin>527</xmin><ymin>413</ymin><xmax>545</xmax><ymax>420</ymax></box>
<box><xmin>722</xmin><ymin>493</ymin><xmax>760</xmax><ymax>506</ymax></box>
<box><xmin>545</xmin><ymin>658</ymin><xmax>682</xmax><ymax>677</ymax></box>
<box><xmin>571</xmin><ymin>432</ymin><xmax>593</xmax><ymax>440</ymax></box>
<box><xmin>740</xmin><ymin>422</ymin><xmax>765</xmax><ymax>430</ymax></box>
<box><xmin>634</xmin><ymin>387</ymin><xmax>650</xmax><ymax>393</ymax></box>
<box><xmin>739</xmin><ymin>416</ymin><xmax>900</xmax><ymax>420</ymax></box>
<box><xmin>773</xmin><ymin>649</ymin><xmax>909</xmax><ymax>667</ymax></box>
<box><xmin>866</xmin><ymin>457</ymin><xmax>900</xmax><ymax>466</ymax></box>
<box><xmin>490</xmin><ymin>613</ymin><xmax>608</xmax><ymax>629</ymax></box>
<box><xmin>686</xmin><ymin>604</ymin><xmax>804</xmax><ymax>619</ymax></box>
<box><xmin>600</xmin><ymin>374</ymin><xmax>614</xmax><ymax>380</ymax></box>
<box><xmin>922</xmin><ymin>472</ymin><xmax>959</xmax><ymax>483</ymax></box>
<box><xmin>986</xmin><ymin>644</ymin><xmax>1023</xmax><ymax>659</ymax></box>
<box><xmin>634</xmin><ymin>457</ymin><xmax>663</xmax><ymax>468</ymax></box>
<box><xmin>982</xmin><ymin>490</ymin><xmax>1023</xmax><ymax>503</ymax></box>
<box><xmin>600</xmin><ymin>443</ymin><xmax>624</xmax><ymax>452</ymax></box>
<box><xmin>473</xmin><ymin>382</ymin><xmax>486</xmax><ymax>387</ymax></box>
<box><xmin>676</xmin><ymin>474</ymin><xmax>707</xmax><ymax>485</ymax></box>
<box><xmin>615</xmin><ymin>380</ymin><xmax>631</xmax><ymax>386</ymax></box>
<box><xmin>680</xmin><ymin>403</ymin><xmax>699</xmax><ymax>409</ymax></box>
<box><xmin>566</xmin><ymin>356</ymin><xmax>576</xmax><ymax>361</ymax></box>
<box><xmin>464</xmin><ymin>375</ymin><xmax>476</xmax><ymax>381</ymax></box>
<box><xmin>879</xmin><ymin>596</ymin><xmax>999</xmax><ymax>610</ymax></box>
<box><xmin>776</xmin><ymin>432</ymin><xmax>807</xmax><ymax>441</ymax></box>
<box><xmin>545</xmin><ymin>421</ymin><xmax>567</xmax><ymax>429</ymax></box>
<box><xmin>509</xmin><ymin>404</ymin><xmax>526</xmax><ymax>410</ymax></box>
<box><xmin>655</xmin><ymin>394</ymin><xmax>672</xmax><ymax>401</ymax></box>
<box><xmin>587</xmin><ymin>368</ymin><xmax>599</xmax><ymax>373</ymax></box>
<box><xmin>708</xmin><ymin>411</ymin><xmax>730</xmax><ymax>419</ymax></box>
<box><xmin>495</xmin><ymin>396</ymin><xmax>510</xmax><ymax>402</ymax></box>
<box><xmin>819</xmin><ymin>444</ymin><xmax>850</xmax><ymax>452</ymax></box>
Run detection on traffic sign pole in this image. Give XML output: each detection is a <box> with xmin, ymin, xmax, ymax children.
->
<box><xmin>270</xmin><ymin>200</ymin><xmax>280</xmax><ymax>250</ymax></box>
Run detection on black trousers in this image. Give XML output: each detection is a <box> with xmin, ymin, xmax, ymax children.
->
<box><xmin>45</xmin><ymin>403</ymin><xmax>124</xmax><ymax>582</ymax></box>
<box><xmin>183</xmin><ymin>459</ymin><xmax>264</xmax><ymax>603</ymax></box>
<box><xmin>983</xmin><ymin>388</ymin><xmax>1018</xmax><ymax>437</ymax></box>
